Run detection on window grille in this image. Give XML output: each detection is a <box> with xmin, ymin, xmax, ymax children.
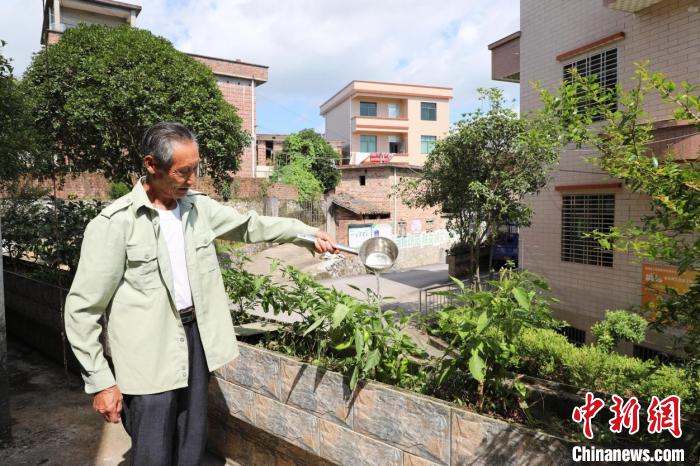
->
<box><xmin>563</xmin><ymin>48</ymin><xmax>617</xmax><ymax>119</ymax></box>
<box><xmin>561</xmin><ymin>194</ymin><xmax>614</xmax><ymax>267</ymax></box>
<box><xmin>557</xmin><ymin>326</ymin><xmax>587</xmax><ymax>346</ymax></box>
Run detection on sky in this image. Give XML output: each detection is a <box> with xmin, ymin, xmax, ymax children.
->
<box><xmin>1</xmin><ymin>0</ymin><xmax>520</xmax><ymax>135</ymax></box>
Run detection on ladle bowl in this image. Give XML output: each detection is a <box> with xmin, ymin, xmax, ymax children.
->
<box><xmin>358</xmin><ymin>237</ymin><xmax>398</xmax><ymax>273</ymax></box>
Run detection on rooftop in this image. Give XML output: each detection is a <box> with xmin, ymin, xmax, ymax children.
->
<box><xmin>330</xmin><ymin>193</ymin><xmax>390</xmax><ymax>215</ymax></box>
<box><xmin>321</xmin><ymin>80</ymin><xmax>453</xmax><ymax>115</ymax></box>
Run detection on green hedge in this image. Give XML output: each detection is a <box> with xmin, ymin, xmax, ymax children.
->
<box><xmin>514</xmin><ymin>328</ymin><xmax>698</xmax><ymax>415</ymax></box>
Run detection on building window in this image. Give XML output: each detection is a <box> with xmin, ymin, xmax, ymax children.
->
<box><xmin>563</xmin><ymin>48</ymin><xmax>617</xmax><ymax>119</ymax></box>
<box><xmin>633</xmin><ymin>344</ymin><xmax>675</xmax><ymax>363</ymax></box>
<box><xmin>420</xmin><ymin>135</ymin><xmax>437</xmax><ymax>154</ymax></box>
<box><xmin>557</xmin><ymin>326</ymin><xmax>586</xmax><ymax>347</ymax></box>
<box><xmin>561</xmin><ymin>194</ymin><xmax>615</xmax><ymax>267</ymax></box>
<box><xmin>421</xmin><ymin>102</ymin><xmax>437</xmax><ymax>121</ymax></box>
<box><xmin>359</xmin><ymin>175</ymin><xmax>366</xmax><ymax>186</ymax></box>
<box><xmin>388</xmin><ymin>135</ymin><xmax>401</xmax><ymax>153</ymax></box>
<box><xmin>388</xmin><ymin>103</ymin><xmax>399</xmax><ymax>118</ymax></box>
<box><xmin>265</xmin><ymin>141</ymin><xmax>274</xmax><ymax>163</ymax></box>
<box><xmin>360</xmin><ymin>102</ymin><xmax>377</xmax><ymax>117</ymax></box>
<box><xmin>360</xmin><ymin>135</ymin><xmax>377</xmax><ymax>153</ymax></box>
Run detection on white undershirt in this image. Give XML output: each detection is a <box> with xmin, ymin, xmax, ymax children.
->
<box><xmin>157</xmin><ymin>202</ymin><xmax>193</xmax><ymax>310</ymax></box>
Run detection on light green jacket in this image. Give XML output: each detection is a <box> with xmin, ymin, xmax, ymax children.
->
<box><xmin>65</xmin><ymin>179</ymin><xmax>318</xmax><ymax>395</ymax></box>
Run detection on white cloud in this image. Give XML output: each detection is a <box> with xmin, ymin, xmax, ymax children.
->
<box><xmin>1</xmin><ymin>0</ymin><xmax>520</xmax><ymax>133</ymax></box>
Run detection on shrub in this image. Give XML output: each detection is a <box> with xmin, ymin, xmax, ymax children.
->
<box><xmin>514</xmin><ymin>328</ymin><xmax>697</xmax><ymax>414</ymax></box>
<box><xmin>108</xmin><ymin>181</ymin><xmax>131</xmax><ymax>199</ymax></box>
<box><xmin>0</xmin><ymin>192</ymin><xmax>104</xmax><ymax>281</ymax></box>
<box><xmin>591</xmin><ymin>310</ymin><xmax>648</xmax><ymax>353</ymax></box>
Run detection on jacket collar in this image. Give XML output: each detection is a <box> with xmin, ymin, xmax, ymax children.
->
<box><xmin>130</xmin><ymin>177</ymin><xmax>194</xmax><ymax>215</ymax></box>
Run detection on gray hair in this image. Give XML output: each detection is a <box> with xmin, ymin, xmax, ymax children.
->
<box><xmin>141</xmin><ymin>122</ymin><xmax>198</xmax><ymax>169</ymax></box>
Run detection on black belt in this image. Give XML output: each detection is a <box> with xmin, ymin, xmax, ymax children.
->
<box><xmin>179</xmin><ymin>306</ymin><xmax>196</xmax><ymax>324</ymax></box>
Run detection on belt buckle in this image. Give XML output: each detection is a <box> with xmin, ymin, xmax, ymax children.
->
<box><xmin>179</xmin><ymin>306</ymin><xmax>195</xmax><ymax>324</ymax></box>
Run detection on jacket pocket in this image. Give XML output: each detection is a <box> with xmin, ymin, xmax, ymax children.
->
<box><xmin>195</xmin><ymin>231</ymin><xmax>219</xmax><ymax>273</ymax></box>
<box><xmin>125</xmin><ymin>244</ymin><xmax>161</xmax><ymax>290</ymax></box>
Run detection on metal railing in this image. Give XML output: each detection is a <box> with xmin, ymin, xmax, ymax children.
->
<box><xmin>278</xmin><ymin>199</ymin><xmax>326</xmax><ymax>228</ymax></box>
<box><xmin>419</xmin><ymin>271</ymin><xmax>501</xmax><ymax>314</ymax></box>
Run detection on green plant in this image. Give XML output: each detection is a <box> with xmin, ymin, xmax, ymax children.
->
<box><xmin>220</xmin><ymin>253</ymin><xmax>427</xmax><ymax>390</ymax></box>
<box><xmin>277</xmin><ymin>266</ymin><xmax>427</xmax><ymax>390</ymax></box>
<box><xmin>0</xmin><ymin>190</ymin><xmax>103</xmax><ymax>281</ymax></box>
<box><xmin>537</xmin><ymin>63</ymin><xmax>699</xmax><ymax>360</ymax></box>
<box><xmin>108</xmin><ymin>181</ymin><xmax>131</xmax><ymax>199</ymax></box>
<box><xmin>218</xmin><ymin>243</ymin><xmax>285</xmax><ymax>325</ymax></box>
<box><xmin>514</xmin><ymin>328</ymin><xmax>697</xmax><ymax>415</ymax></box>
<box><xmin>280</xmin><ymin>129</ymin><xmax>340</xmax><ymax>192</ymax></box>
<box><xmin>399</xmin><ymin>88</ymin><xmax>561</xmax><ymax>281</ymax></box>
<box><xmin>591</xmin><ymin>310</ymin><xmax>648</xmax><ymax>353</ymax></box>
<box><xmin>430</xmin><ymin>268</ymin><xmax>560</xmax><ymax>409</ymax></box>
<box><xmin>21</xmin><ymin>24</ymin><xmax>250</xmax><ymax>187</ymax></box>
<box><xmin>0</xmin><ymin>183</ymin><xmax>47</xmax><ymax>263</ymax></box>
<box><xmin>269</xmin><ymin>156</ymin><xmax>323</xmax><ymax>201</ymax></box>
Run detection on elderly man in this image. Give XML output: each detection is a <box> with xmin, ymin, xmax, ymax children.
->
<box><xmin>65</xmin><ymin>122</ymin><xmax>337</xmax><ymax>466</ymax></box>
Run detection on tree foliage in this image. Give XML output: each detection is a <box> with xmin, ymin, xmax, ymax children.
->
<box><xmin>0</xmin><ymin>40</ymin><xmax>50</xmax><ymax>183</ymax></box>
<box><xmin>279</xmin><ymin>129</ymin><xmax>340</xmax><ymax>193</ymax></box>
<box><xmin>20</xmin><ymin>25</ymin><xmax>250</xmax><ymax>188</ymax></box>
<box><xmin>270</xmin><ymin>155</ymin><xmax>323</xmax><ymax>201</ymax></box>
<box><xmin>399</xmin><ymin>88</ymin><xmax>560</xmax><ymax>278</ymax></box>
<box><xmin>537</xmin><ymin>63</ymin><xmax>699</xmax><ymax>359</ymax></box>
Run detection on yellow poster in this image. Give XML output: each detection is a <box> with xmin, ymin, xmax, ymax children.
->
<box><xmin>641</xmin><ymin>264</ymin><xmax>698</xmax><ymax>306</ymax></box>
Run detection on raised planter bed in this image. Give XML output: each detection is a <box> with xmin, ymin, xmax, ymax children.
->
<box><xmin>207</xmin><ymin>342</ymin><xmax>573</xmax><ymax>466</ymax></box>
<box><xmin>3</xmin><ymin>266</ymin><xmax>83</xmax><ymax>373</ymax></box>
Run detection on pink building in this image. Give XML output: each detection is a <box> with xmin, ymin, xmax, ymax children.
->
<box><xmin>320</xmin><ymin>81</ymin><xmax>453</xmax><ymax>246</ymax></box>
<box><xmin>489</xmin><ymin>0</ymin><xmax>699</xmax><ymax>357</ymax></box>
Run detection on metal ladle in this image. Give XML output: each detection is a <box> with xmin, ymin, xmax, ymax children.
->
<box><xmin>296</xmin><ymin>234</ymin><xmax>399</xmax><ymax>273</ymax></box>
<box><xmin>296</xmin><ymin>234</ymin><xmax>399</xmax><ymax>301</ymax></box>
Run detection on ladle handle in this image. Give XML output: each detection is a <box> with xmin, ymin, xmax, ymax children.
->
<box><xmin>296</xmin><ymin>234</ymin><xmax>358</xmax><ymax>255</ymax></box>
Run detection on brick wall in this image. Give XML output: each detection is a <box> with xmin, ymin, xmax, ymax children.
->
<box><xmin>19</xmin><ymin>172</ymin><xmax>297</xmax><ymax>201</ymax></box>
<box><xmin>332</xmin><ymin>166</ymin><xmax>446</xmax><ymax>245</ymax></box>
<box><xmin>207</xmin><ymin>343</ymin><xmax>572</xmax><ymax>466</ymax></box>
<box><xmin>190</xmin><ymin>55</ymin><xmax>269</xmax><ymax>178</ymax></box>
<box><xmin>518</xmin><ymin>0</ymin><xmax>700</xmax><ymax>353</ymax></box>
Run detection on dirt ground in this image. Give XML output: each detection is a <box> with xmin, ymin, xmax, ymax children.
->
<box><xmin>0</xmin><ymin>337</ymin><xmax>225</xmax><ymax>466</ymax></box>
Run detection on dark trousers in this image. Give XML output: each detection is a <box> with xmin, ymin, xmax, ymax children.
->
<box><xmin>121</xmin><ymin>321</ymin><xmax>210</xmax><ymax>466</ymax></box>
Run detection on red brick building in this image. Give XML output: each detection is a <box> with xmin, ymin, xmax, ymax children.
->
<box><xmin>329</xmin><ymin>164</ymin><xmax>446</xmax><ymax>247</ymax></box>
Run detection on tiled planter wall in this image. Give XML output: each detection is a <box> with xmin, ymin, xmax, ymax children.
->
<box><xmin>207</xmin><ymin>343</ymin><xmax>573</xmax><ymax>466</ymax></box>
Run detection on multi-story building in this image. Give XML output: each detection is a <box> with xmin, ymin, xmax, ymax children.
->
<box><xmin>40</xmin><ymin>0</ymin><xmax>269</xmax><ymax>179</ymax></box>
<box><xmin>320</xmin><ymin>81</ymin><xmax>453</xmax><ymax>246</ymax></box>
<box><xmin>489</xmin><ymin>0</ymin><xmax>699</xmax><ymax>356</ymax></box>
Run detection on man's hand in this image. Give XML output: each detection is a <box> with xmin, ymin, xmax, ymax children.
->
<box><xmin>93</xmin><ymin>385</ymin><xmax>123</xmax><ymax>423</ymax></box>
<box><xmin>314</xmin><ymin>230</ymin><xmax>339</xmax><ymax>254</ymax></box>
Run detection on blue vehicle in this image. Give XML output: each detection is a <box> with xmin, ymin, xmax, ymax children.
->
<box><xmin>493</xmin><ymin>225</ymin><xmax>519</xmax><ymax>268</ymax></box>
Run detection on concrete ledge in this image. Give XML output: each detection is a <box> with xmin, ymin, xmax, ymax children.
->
<box><xmin>208</xmin><ymin>342</ymin><xmax>573</xmax><ymax>466</ymax></box>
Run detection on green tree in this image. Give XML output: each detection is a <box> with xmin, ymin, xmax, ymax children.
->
<box><xmin>270</xmin><ymin>155</ymin><xmax>323</xmax><ymax>201</ymax></box>
<box><xmin>537</xmin><ymin>64</ymin><xmax>700</xmax><ymax>359</ymax></box>
<box><xmin>0</xmin><ymin>40</ymin><xmax>50</xmax><ymax>184</ymax></box>
<box><xmin>280</xmin><ymin>129</ymin><xmax>340</xmax><ymax>192</ymax></box>
<box><xmin>20</xmin><ymin>25</ymin><xmax>250</xmax><ymax>189</ymax></box>
<box><xmin>399</xmin><ymin>88</ymin><xmax>560</xmax><ymax>280</ymax></box>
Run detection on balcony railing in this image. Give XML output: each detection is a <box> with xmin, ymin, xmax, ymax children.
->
<box><xmin>352</xmin><ymin>116</ymin><xmax>409</xmax><ymax>133</ymax></box>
